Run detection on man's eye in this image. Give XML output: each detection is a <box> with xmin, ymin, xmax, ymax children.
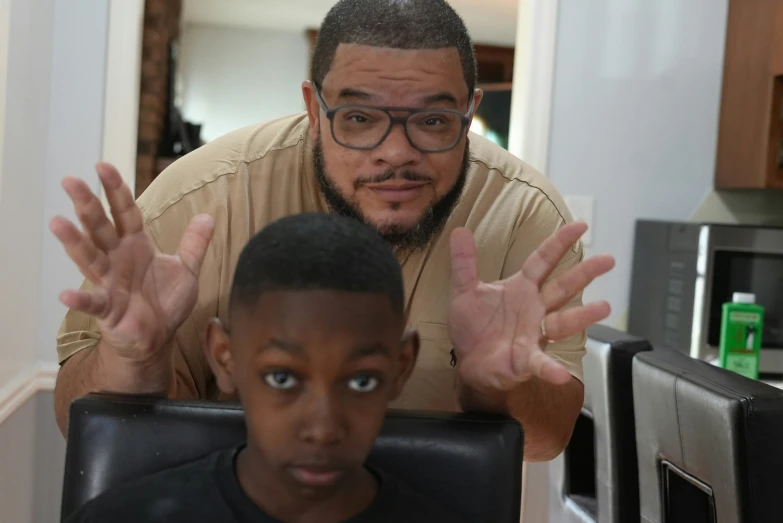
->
<box><xmin>264</xmin><ymin>371</ymin><xmax>298</xmax><ymax>390</ymax></box>
<box><xmin>348</xmin><ymin>375</ymin><xmax>380</xmax><ymax>393</ymax></box>
<box><xmin>424</xmin><ymin>117</ymin><xmax>446</xmax><ymax>126</ymax></box>
<box><xmin>343</xmin><ymin>112</ymin><xmax>374</xmax><ymax>124</ymax></box>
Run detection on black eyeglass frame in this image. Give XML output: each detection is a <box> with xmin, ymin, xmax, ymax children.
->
<box><xmin>314</xmin><ymin>87</ymin><xmax>475</xmax><ymax>153</ymax></box>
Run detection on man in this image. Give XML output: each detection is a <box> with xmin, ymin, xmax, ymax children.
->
<box><xmin>53</xmin><ymin>0</ymin><xmax>614</xmax><ymax>461</ymax></box>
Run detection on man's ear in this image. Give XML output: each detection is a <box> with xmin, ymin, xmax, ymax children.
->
<box><xmin>205</xmin><ymin>318</ymin><xmax>237</xmax><ymax>397</ymax></box>
<box><xmin>301</xmin><ymin>80</ymin><xmax>321</xmax><ymax>142</ymax></box>
<box><xmin>471</xmin><ymin>88</ymin><xmax>484</xmax><ymax>116</ymax></box>
<box><xmin>390</xmin><ymin>329</ymin><xmax>420</xmax><ymax>400</ymax></box>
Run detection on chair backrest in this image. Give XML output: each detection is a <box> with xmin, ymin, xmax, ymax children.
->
<box><xmin>633</xmin><ymin>349</ymin><xmax>783</xmax><ymax>523</ymax></box>
<box><xmin>62</xmin><ymin>394</ymin><xmax>523</xmax><ymax>522</ymax></box>
<box><xmin>549</xmin><ymin>325</ymin><xmax>652</xmax><ymax>523</ymax></box>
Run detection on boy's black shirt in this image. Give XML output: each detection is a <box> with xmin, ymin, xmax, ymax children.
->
<box><xmin>65</xmin><ymin>446</ymin><xmax>471</xmax><ymax>523</ymax></box>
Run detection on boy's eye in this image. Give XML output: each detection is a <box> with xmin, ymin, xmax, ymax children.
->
<box><xmin>264</xmin><ymin>371</ymin><xmax>298</xmax><ymax>390</ymax></box>
<box><xmin>348</xmin><ymin>374</ymin><xmax>380</xmax><ymax>393</ymax></box>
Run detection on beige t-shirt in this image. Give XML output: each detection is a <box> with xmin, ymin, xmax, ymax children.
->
<box><xmin>57</xmin><ymin>113</ymin><xmax>585</xmax><ymax>411</ymax></box>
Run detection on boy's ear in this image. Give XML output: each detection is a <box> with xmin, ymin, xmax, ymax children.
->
<box><xmin>205</xmin><ymin>318</ymin><xmax>237</xmax><ymax>396</ymax></box>
<box><xmin>390</xmin><ymin>329</ymin><xmax>420</xmax><ymax>400</ymax></box>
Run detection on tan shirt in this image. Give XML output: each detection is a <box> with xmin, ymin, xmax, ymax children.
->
<box><xmin>57</xmin><ymin>113</ymin><xmax>585</xmax><ymax>411</ymax></box>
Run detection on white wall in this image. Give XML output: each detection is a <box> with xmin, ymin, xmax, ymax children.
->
<box><xmin>38</xmin><ymin>0</ymin><xmax>110</xmax><ymax>363</ymax></box>
<box><xmin>0</xmin><ymin>0</ymin><xmax>55</xmax><ymax>385</ymax></box>
<box><xmin>0</xmin><ymin>1</ymin><xmax>109</xmax><ymax>516</ymax></box>
<box><xmin>0</xmin><ymin>0</ymin><xmax>109</xmax><ymax>385</ymax></box>
<box><xmin>179</xmin><ymin>24</ymin><xmax>309</xmax><ymax>142</ymax></box>
<box><xmin>546</xmin><ymin>0</ymin><xmax>730</xmax><ymax>327</ymax></box>
<box><xmin>0</xmin><ymin>0</ymin><xmax>11</xmax><ymax>201</ymax></box>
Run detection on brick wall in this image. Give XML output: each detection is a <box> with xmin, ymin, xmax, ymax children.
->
<box><xmin>135</xmin><ymin>0</ymin><xmax>182</xmax><ymax>197</ymax></box>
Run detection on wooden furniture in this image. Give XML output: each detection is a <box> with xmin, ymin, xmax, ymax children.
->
<box><xmin>474</xmin><ymin>44</ymin><xmax>515</xmax><ymax>85</ymax></box>
<box><xmin>715</xmin><ymin>0</ymin><xmax>783</xmax><ymax>189</ymax></box>
<box><xmin>135</xmin><ymin>0</ymin><xmax>183</xmax><ymax>197</ymax></box>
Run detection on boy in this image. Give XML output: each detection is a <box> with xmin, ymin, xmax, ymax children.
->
<box><xmin>65</xmin><ymin>213</ymin><xmax>469</xmax><ymax>523</ymax></box>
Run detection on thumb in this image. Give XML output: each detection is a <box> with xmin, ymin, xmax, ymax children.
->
<box><xmin>526</xmin><ymin>350</ymin><xmax>573</xmax><ymax>385</ymax></box>
<box><xmin>177</xmin><ymin>214</ymin><xmax>215</xmax><ymax>276</ymax></box>
<box><xmin>450</xmin><ymin>227</ymin><xmax>479</xmax><ymax>296</ymax></box>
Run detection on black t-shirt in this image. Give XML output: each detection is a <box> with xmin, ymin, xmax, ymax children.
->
<box><xmin>65</xmin><ymin>447</ymin><xmax>470</xmax><ymax>523</ymax></box>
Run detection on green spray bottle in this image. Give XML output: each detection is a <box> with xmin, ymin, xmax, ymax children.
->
<box><xmin>719</xmin><ymin>292</ymin><xmax>764</xmax><ymax>380</ymax></box>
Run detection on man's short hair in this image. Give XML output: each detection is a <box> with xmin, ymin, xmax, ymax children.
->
<box><xmin>312</xmin><ymin>0</ymin><xmax>477</xmax><ymax>95</ymax></box>
<box><xmin>230</xmin><ymin>213</ymin><xmax>404</xmax><ymax>315</ymax></box>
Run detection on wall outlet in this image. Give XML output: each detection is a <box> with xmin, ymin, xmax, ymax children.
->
<box><xmin>563</xmin><ymin>195</ymin><xmax>595</xmax><ymax>246</ymax></box>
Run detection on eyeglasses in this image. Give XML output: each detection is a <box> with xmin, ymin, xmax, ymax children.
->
<box><xmin>314</xmin><ymin>88</ymin><xmax>474</xmax><ymax>153</ymax></box>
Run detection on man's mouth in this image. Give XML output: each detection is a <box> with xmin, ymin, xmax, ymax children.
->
<box><xmin>287</xmin><ymin>464</ymin><xmax>346</xmax><ymax>488</ymax></box>
<box><xmin>365</xmin><ymin>181</ymin><xmax>429</xmax><ymax>203</ymax></box>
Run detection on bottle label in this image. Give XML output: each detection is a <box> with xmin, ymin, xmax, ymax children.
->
<box><xmin>724</xmin><ymin>314</ymin><xmax>761</xmax><ymax>353</ymax></box>
<box><xmin>725</xmin><ymin>354</ymin><xmax>759</xmax><ymax>379</ymax></box>
<box><xmin>729</xmin><ymin>311</ymin><xmax>761</xmax><ymax>324</ymax></box>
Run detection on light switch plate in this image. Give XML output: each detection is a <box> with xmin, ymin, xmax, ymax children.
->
<box><xmin>563</xmin><ymin>195</ymin><xmax>595</xmax><ymax>246</ymax></box>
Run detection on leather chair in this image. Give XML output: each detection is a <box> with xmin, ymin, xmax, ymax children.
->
<box><xmin>61</xmin><ymin>394</ymin><xmax>523</xmax><ymax>522</ymax></box>
<box><xmin>549</xmin><ymin>325</ymin><xmax>652</xmax><ymax>522</ymax></box>
<box><xmin>633</xmin><ymin>349</ymin><xmax>783</xmax><ymax>523</ymax></box>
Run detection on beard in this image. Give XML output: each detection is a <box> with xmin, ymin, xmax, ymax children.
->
<box><xmin>313</xmin><ymin>137</ymin><xmax>470</xmax><ymax>251</ymax></box>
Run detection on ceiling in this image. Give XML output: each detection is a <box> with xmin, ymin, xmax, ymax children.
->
<box><xmin>182</xmin><ymin>0</ymin><xmax>519</xmax><ymax>47</ymax></box>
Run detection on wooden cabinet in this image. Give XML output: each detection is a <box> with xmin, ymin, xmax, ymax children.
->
<box><xmin>715</xmin><ymin>0</ymin><xmax>783</xmax><ymax>189</ymax></box>
<box><xmin>474</xmin><ymin>45</ymin><xmax>515</xmax><ymax>85</ymax></box>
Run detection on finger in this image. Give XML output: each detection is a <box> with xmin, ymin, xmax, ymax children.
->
<box><xmin>177</xmin><ymin>215</ymin><xmax>216</xmax><ymax>277</ymax></box>
<box><xmin>449</xmin><ymin>227</ymin><xmax>479</xmax><ymax>296</ymax></box>
<box><xmin>59</xmin><ymin>289</ymin><xmax>109</xmax><ymax>319</ymax></box>
<box><xmin>50</xmin><ymin>216</ymin><xmax>110</xmax><ymax>285</ymax></box>
<box><xmin>62</xmin><ymin>176</ymin><xmax>119</xmax><ymax>251</ymax></box>
<box><xmin>525</xmin><ymin>350</ymin><xmax>573</xmax><ymax>385</ymax></box>
<box><xmin>541</xmin><ymin>254</ymin><xmax>615</xmax><ymax>311</ymax></box>
<box><xmin>543</xmin><ymin>300</ymin><xmax>611</xmax><ymax>341</ymax></box>
<box><xmin>519</xmin><ymin>222</ymin><xmax>588</xmax><ymax>286</ymax></box>
<box><xmin>96</xmin><ymin>162</ymin><xmax>144</xmax><ymax>237</ymax></box>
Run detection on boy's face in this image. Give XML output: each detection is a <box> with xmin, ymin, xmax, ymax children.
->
<box><xmin>207</xmin><ymin>289</ymin><xmax>417</xmax><ymax>498</ymax></box>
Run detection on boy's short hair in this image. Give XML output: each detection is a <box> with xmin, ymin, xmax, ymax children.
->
<box><xmin>230</xmin><ymin>213</ymin><xmax>404</xmax><ymax>315</ymax></box>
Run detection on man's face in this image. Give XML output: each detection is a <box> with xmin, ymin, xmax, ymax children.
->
<box><xmin>304</xmin><ymin>44</ymin><xmax>482</xmax><ymax>250</ymax></box>
<box><xmin>208</xmin><ymin>289</ymin><xmax>416</xmax><ymax>500</ymax></box>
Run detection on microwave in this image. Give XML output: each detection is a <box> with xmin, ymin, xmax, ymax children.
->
<box><xmin>628</xmin><ymin>221</ymin><xmax>783</xmax><ymax>375</ymax></box>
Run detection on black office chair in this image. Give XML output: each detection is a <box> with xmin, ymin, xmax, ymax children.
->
<box><xmin>549</xmin><ymin>325</ymin><xmax>652</xmax><ymax>522</ymax></box>
<box><xmin>633</xmin><ymin>349</ymin><xmax>783</xmax><ymax>523</ymax></box>
<box><xmin>62</xmin><ymin>394</ymin><xmax>523</xmax><ymax>522</ymax></box>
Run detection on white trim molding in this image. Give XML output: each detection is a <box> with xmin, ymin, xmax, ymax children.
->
<box><xmin>0</xmin><ymin>363</ymin><xmax>59</xmax><ymax>426</ymax></box>
<box><xmin>511</xmin><ymin>2</ymin><xmax>562</xmax><ymax>522</ymax></box>
<box><xmin>508</xmin><ymin>0</ymin><xmax>561</xmax><ymax>175</ymax></box>
<box><xmin>100</xmin><ymin>0</ymin><xmax>144</xmax><ymax>209</ymax></box>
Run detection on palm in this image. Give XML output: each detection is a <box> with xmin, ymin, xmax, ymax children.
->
<box><xmin>447</xmin><ymin>224</ymin><xmax>614</xmax><ymax>391</ymax></box>
<box><xmin>51</xmin><ymin>163</ymin><xmax>214</xmax><ymax>362</ymax></box>
<box><xmin>97</xmin><ymin>232</ymin><xmax>200</xmax><ymax>358</ymax></box>
<box><xmin>449</xmin><ymin>278</ymin><xmax>546</xmax><ymax>389</ymax></box>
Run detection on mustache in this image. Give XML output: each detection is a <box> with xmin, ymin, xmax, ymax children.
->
<box><xmin>353</xmin><ymin>170</ymin><xmax>434</xmax><ymax>190</ymax></box>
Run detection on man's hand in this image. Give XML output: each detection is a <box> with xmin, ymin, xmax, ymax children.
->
<box><xmin>50</xmin><ymin>163</ymin><xmax>215</xmax><ymax>391</ymax></box>
<box><xmin>448</xmin><ymin>222</ymin><xmax>614</xmax><ymax>394</ymax></box>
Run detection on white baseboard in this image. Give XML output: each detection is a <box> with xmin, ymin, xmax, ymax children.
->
<box><xmin>520</xmin><ymin>461</ymin><xmax>550</xmax><ymax>523</ymax></box>
<box><xmin>0</xmin><ymin>363</ymin><xmax>59</xmax><ymax>425</ymax></box>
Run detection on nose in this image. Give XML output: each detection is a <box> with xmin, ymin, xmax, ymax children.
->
<box><xmin>371</xmin><ymin>121</ymin><xmax>422</xmax><ymax>170</ymax></box>
<box><xmin>298</xmin><ymin>390</ymin><xmax>347</xmax><ymax>446</ymax></box>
